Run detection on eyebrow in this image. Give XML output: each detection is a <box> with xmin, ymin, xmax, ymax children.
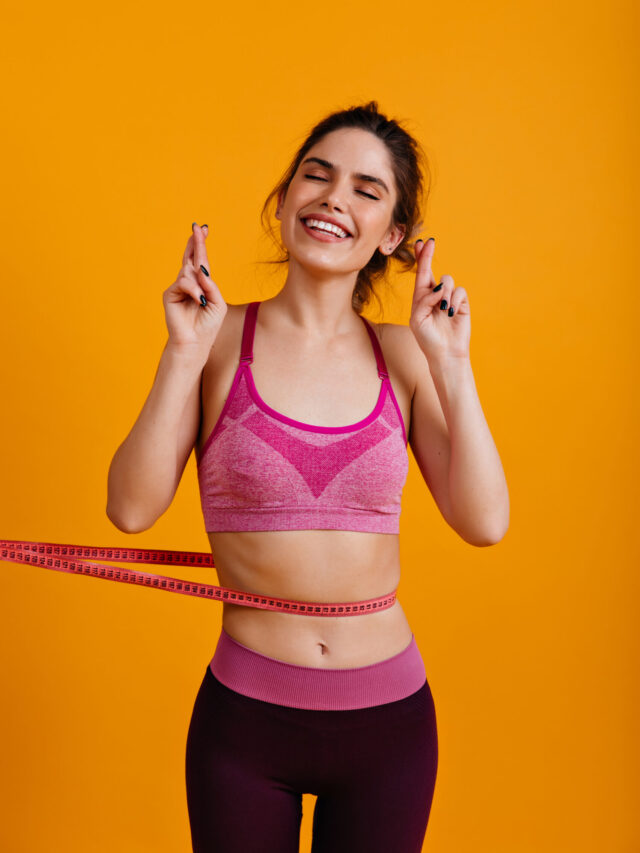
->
<box><xmin>301</xmin><ymin>156</ymin><xmax>390</xmax><ymax>195</ymax></box>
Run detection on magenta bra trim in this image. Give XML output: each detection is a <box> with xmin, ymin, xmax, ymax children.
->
<box><xmin>243</xmin><ymin>360</ymin><xmax>389</xmax><ymax>435</ymax></box>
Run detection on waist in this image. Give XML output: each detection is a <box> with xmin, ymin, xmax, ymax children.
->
<box><xmin>209</xmin><ymin>626</ymin><xmax>427</xmax><ymax>710</ymax></box>
<box><xmin>207</xmin><ymin>529</ymin><xmax>400</xmax><ymax>599</ymax></box>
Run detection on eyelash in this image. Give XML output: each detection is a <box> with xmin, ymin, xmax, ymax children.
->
<box><xmin>303</xmin><ymin>174</ymin><xmax>380</xmax><ymax>200</ymax></box>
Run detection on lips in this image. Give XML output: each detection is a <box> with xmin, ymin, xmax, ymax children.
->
<box><xmin>300</xmin><ymin>213</ymin><xmax>353</xmax><ymax>237</ymax></box>
<box><xmin>300</xmin><ymin>218</ymin><xmax>352</xmax><ymax>242</ymax></box>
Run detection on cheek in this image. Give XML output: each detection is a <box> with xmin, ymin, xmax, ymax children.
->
<box><xmin>287</xmin><ymin>182</ymin><xmax>316</xmax><ymax>207</ymax></box>
<box><xmin>360</xmin><ymin>218</ymin><xmax>393</xmax><ymax>257</ymax></box>
<box><xmin>360</xmin><ymin>209</ymin><xmax>392</xmax><ymax>238</ymax></box>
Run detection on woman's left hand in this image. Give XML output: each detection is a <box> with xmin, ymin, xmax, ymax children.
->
<box><xmin>409</xmin><ymin>238</ymin><xmax>471</xmax><ymax>363</ymax></box>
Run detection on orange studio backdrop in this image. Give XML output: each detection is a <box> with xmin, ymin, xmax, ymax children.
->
<box><xmin>1</xmin><ymin>0</ymin><xmax>638</xmax><ymax>851</ymax></box>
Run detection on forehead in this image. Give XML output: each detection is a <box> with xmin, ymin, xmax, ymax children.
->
<box><xmin>304</xmin><ymin>128</ymin><xmax>393</xmax><ymax>175</ymax></box>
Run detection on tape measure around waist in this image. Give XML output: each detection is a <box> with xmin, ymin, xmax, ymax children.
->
<box><xmin>0</xmin><ymin>539</ymin><xmax>398</xmax><ymax>617</ymax></box>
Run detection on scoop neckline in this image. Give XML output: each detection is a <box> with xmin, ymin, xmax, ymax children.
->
<box><xmin>242</xmin><ymin>362</ymin><xmax>388</xmax><ymax>434</ymax></box>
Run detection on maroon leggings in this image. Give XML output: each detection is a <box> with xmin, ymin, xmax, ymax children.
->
<box><xmin>185</xmin><ymin>666</ymin><xmax>438</xmax><ymax>852</ymax></box>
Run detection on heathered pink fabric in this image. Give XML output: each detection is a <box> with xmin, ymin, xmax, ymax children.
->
<box><xmin>197</xmin><ymin>301</ymin><xmax>409</xmax><ymax>534</ymax></box>
<box><xmin>210</xmin><ymin>627</ymin><xmax>427</xmax><ymax>710</ymax></box>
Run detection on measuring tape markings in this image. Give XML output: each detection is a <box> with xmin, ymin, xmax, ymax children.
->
<box><xmin>0</xmin><ymin>540</ymin><xmax>397</xmax><ymax>617</ymax></box>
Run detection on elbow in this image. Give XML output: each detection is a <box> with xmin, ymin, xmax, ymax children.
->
<box><xmin>467</xmin><ymin>525</ymin><xmax>509</xmax><ymax>547</ymax></box>
<box><xmin>106</xmin><ymin>502</ymin><xmax>153</xmax><ymax>534</ymax></box>
<box><xmin>477</xmin><ymin>516</ymin><xmax>510</xmax><ymax>547</ymax></box>
<box><xmin>453</xmin><ymin>511</ymin><xmax>510</xmax><ymax>548</ymax></box>
<box><xmin>458</xmin><ymin>530</ymin><xmax>507</xmax><ymax>548</ymax></box>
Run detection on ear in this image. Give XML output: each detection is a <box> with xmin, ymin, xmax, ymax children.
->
<box><xmin>379</xmin><ymin>222</ymin><xmax>406</xmax><ymax>255</ymax></box>
<box><xmin>275</xmin><ymin>188</ymin><xmax>286</xmax><ymax>220</ymax></box>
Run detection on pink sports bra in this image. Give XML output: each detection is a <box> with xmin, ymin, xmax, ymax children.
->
<box><xmin>196</xmin><ymin>301</ymin><xmax>409</xmax><ymax>534</ymax></box>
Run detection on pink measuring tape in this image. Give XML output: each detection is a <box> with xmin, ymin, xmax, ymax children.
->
<box><xmin>0</xmin><ymin>539</ymin><xmax>398</xmax><ymax>617</ymax></box>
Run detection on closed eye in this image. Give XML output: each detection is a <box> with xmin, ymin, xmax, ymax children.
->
<box><xmin>304</xmin><ymin>174</ymin><xmax>380</xmax><ymax>200</ymax></box>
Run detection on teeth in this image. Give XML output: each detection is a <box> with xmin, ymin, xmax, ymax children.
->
<box><xmin>303</xmin><ymin>218</ymin><xmax>349</xmax><ymax>238</ymax></box>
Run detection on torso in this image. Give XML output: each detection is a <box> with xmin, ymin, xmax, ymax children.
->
<box><xmin>195</xmin><ymin>299</ymin><xmax>417</xmax><ymax>669</ymax></box>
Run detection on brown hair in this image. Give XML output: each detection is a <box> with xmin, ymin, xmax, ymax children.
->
<box><xmin>259</xmin><ymin>100</ymin><xmax>432</xmax><ymax>317</ymax></box>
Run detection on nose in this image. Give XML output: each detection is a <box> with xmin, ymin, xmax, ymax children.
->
<box><xmin>318</xmin><ymin>180</ymin><xmax>347</xmax><ymax>212</ymax></box>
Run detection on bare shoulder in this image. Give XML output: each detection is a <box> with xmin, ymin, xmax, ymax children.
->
<box><xmin>218</xmin><ymin>300</ymin><xmax>250</xmax><ymax>334</ymax></box>
<box><xmin>368</xmin><ymin>318</ymin><xmax>416</xmax><ymax>351</ymax></box>
<box><xmin>203</xmin><ymin>301</ymin><xmax>249</xmax><ymax>367</ymax></box>
<box><xmin>367</xmin><ymin>319</ymin><xmax>424</xmax><ymax>396</ymax></box>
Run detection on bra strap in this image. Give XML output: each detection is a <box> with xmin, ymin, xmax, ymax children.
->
<box><xmin>239</xmin><ymin>301</ymin><xmax>259</xmax><ymax>364</ymax></box>
<box><xmin>359</xmin><ymin>315</ymin><xmax>389</xmax><ymax>379</ymax></box>
<box><xmin>241</xmin><ymin>303</ymin><xmax>388</xmax><ymax>378</ymax></box>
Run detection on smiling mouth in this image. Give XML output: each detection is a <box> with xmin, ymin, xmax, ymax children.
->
<box><xmin>299</xmin><ymin>218</ymin><xmax>353</xmax><ymax>241</ymax></box>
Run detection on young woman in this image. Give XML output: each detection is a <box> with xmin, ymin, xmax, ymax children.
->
<box><xmin>106</xmin><ymin>101</ymin><xmax>509</xmax><ymax>853</ymax></box>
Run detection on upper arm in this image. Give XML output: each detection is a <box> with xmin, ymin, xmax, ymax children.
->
<box><xmin>172</xmin><ymin>365</ymin><xmax>204</xmax><ymax>495</ymax></box>
<box><xmin>405</xmin><ymin>331</ymin><xmax>454</xmax><ymax>525</ymax></box>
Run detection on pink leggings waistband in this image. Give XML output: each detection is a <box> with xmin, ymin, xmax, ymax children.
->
<box><xmin>209</xmin><ymin>627</ymin><xmax>427</xmax><ymax>710</ymax></box>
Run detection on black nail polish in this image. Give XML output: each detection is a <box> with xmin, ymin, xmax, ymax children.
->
<box><xmin>448</xmin><ymin>306</ymin><xmax>454</xmax><ymax>316</ymax></box>
<box><xmin>202</xmin><ymin>224</ymin><xmax>208</xmax><ymax>228</ymax></box>
<box><xmin>440</xmin><ymin>299</ymin><xmax>447</xmax><ymax>310</ymax></box>
<box><xmin>200</xmin><ymin>264</ymin><xmax>209</xmax><ymax>277</ymax></box>
<box><xmin>192</xmin><ymin>222</ymin><xmax>197</xmax><ymax>230</ymax></box>
<box><xmin>433</xmin><ymin>283</ymin><xmax>443</xmax><ymax>292</ymax></box>
<box><xmin>200</xmin><ymin>295</ymin><xmax>207</xmax><ymax>307</ymax></box>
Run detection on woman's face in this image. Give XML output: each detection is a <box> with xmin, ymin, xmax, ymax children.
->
<box><xmin>276</xmin><ymin>127</ymin><xmax>406</xmax><ymax>278</ymax></box>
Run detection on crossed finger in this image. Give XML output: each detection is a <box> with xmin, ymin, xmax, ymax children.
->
<box><xmin>181</xmin><ymin>222</ymin><xmax>209</xmax><ymax>270</ymax></box>
<box><xmin>414</xmin><ymin>239</ymin><xmax>467</xmax><ymax>317</ymax></box>
<box><xmin>192</xmin><ymin>223</ymin><xmax>212</xmax><ymax>280</ymax></box>
<box><xmin>412</xmin><ymin>238</ymin><xmax>437</xmax><ymax>307</ymax></box>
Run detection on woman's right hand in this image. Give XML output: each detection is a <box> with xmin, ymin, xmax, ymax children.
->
<box><xmin>162</xmin><ymin>223</ymin><xmax>227</xmax><ymax>358</ymax></box>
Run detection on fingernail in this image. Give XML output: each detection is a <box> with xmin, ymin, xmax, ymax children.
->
<box><xmin>440</xmin><ymin>299</ymin><xmax>448</xmax><ymax>310</ymax></box>
<box><xmin>202</xmin><ymin>224</ymin><xmax>208</xmax><ymax>229</ymax></box>
<box><xmin>428</xmin><ymin>237</ymin><xmax>435</xmax><ymax>244</ymax></box>
<box><xmin>415</xmin><ymin>239</ymin><xmax>424</xmax><ymax>246</ymax></box>
<box><xmin>433</xmin><ymin>283</ymin><xmax>443</xmax><ymax>292</ymax></box>
<box><xmin>192</xmin><ymin>222</ymin><xmax>197</xmax><ymax>231</ymax></box>
<box><xmin>200</xmin><ymin>295</ymin><xmax>207</xmax><ymax>307</ymax></box>
<box><xmin>200</xmin><ymin>264</ymin><xmax>209</xmax><ymax>277</ymax></box>
<box><xmin>448</xmin><ymin>306</ymin><xmax>454</xmax><ymax>316</ymax></box>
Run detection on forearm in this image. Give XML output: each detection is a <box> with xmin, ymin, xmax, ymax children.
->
<box><xmin>428</xmin><ymin>355</ymin><xmax>510</xmax><ymax>545</ymax></box>
<box><xmin>106</xmin><ymin>342</ymin><xmax>206</xmax><ymax>532</ymax></box>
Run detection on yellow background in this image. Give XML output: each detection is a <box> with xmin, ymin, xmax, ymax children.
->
<box><xmin>1</xmin><ymin>0</ymin><xmax>638</xmax><ymax>850</ymax></box>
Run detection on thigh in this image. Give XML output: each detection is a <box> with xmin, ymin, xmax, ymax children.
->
<box><xmin>185</xmin><ymin>668</ymin><xmax>304</xmax><ymax>853</ymax></box>
<box><xmin>310</xmin><ymin>680</ymin><xmax>439</xmax><ymax>853</ymax></box>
